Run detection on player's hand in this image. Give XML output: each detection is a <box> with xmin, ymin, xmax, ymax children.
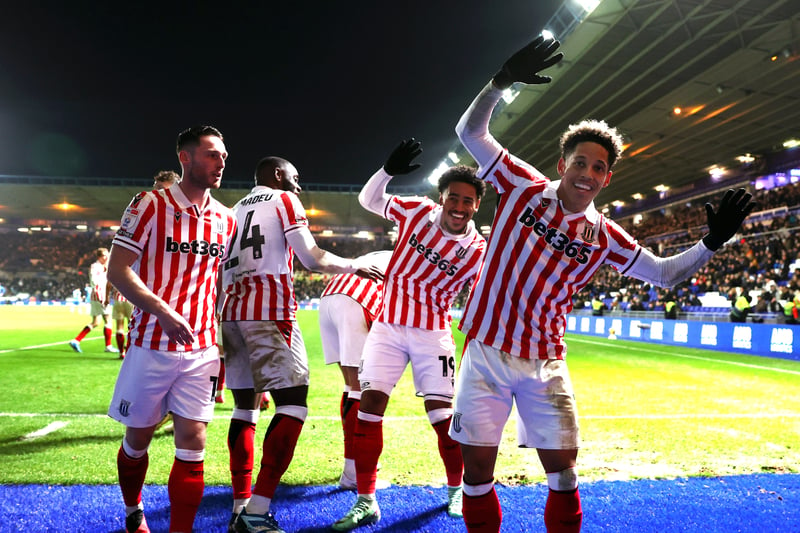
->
<box><xmin>384</xmin><ymin>138</ymin><xmax>422</xmax><ymax>176</ymax></box>
<box><xmin>157</xmin><ymin>308</ymin><xmax>196</xmax><ymax>345</ymax></box>
<box><xmin>355</xmin><ymin>265</ymin><xmax>385</xmax><ymax>282</ymax></box>
<box><xmin>493</xmin><ymin>35</ymin><xmax>563</xmax><ymax>90</ymax></box>
<box><xmin>702</xmin><ymin>188</ymin><xmax>756</xmax><ymax>251</ymax></box>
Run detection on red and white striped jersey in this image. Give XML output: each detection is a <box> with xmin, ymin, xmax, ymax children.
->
<box><xmin>321</xmin><ymin>250</ymin><xmax>392</xmax><ymax>320</ymax></box>
<box><xmin>379</xmin><ymin>196</ymin><xmax>486</xmax><ymax>330</ymax></box>
<box><xmin>89</xmin><ymin>261</ymin><xmax>107</xmax><ymax>303</ymax></box>
<box><xmin>459</xmin><ymin>149</ymin><xmax>642</xmax><ymax>360</ymax></box>
<box><xmin>221</xmin><ymin>186</ymin><xmax>306</xmax><ymax>321</ymax></box>
<box><xmin>112</xmin><ymin>186</ymin><xmax>236</xmax><ymax>352</ymax></box>
<box><xmin>108</xmin><ymin>284</ymin><xmax>127</xmax><ymax>304</ymax></box>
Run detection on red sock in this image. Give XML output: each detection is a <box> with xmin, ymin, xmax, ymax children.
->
<box><xmin>252</xmin><ymin>414</ymin><xmax>303</xmax><ymax>499</ymax></box>
<box><xmin>104</xmin><ymin>326</ymin><xmax>112</xmax><ymax>346</ymax></box>
<box><xmin>339</xmin><ymin>391</ymin><xmax>347</xmax><ymax>420</ymax></box>
<box><xmin>342</xmin><ymin>397</ymin><xmax>360</xmax><ymax>461</ymax></box>
<box><xmin>228</xmin><ymin>418</ymin><xmax>256</xmax><ymax>499</ymax></box>
<box><xmin>432</xmin><ymin>418</ymin><xmax>463</xmax><ymax>487</ymax></box>
<box><xmin>168</xmin><ymin>458</ymin><xmax>204</xmax><ymax>533</ymax></box>
<box><xmin>75</xmin><ymin>326</ymin><xmax>91</xmax><ymax>342</ymax></box>
<box><xmin>463</xmin><ymin>487</ymin><xmax>502</xmax><ymax>533</ymax></box>
<box><xmin>217</xmin><ymin>359</ymin><xmax>225</xmax><ymax>391</ymax></box>
<box><xmin>117</xmin><ymin>447</ymin><xmax>148</xmax><ymax>507</ymax></box>
<box><xmin>544</xmin><ymin>488</ymin><xmax>582</xmax><ymax>533</ymax></box>
<box><xmin>116</xmin><ymin>331</ymin><xmax>126</xmax><ymax>352</ymax></box>
<box><xmin>354</xmin><ymin>416</ymin><xmax>383</xmax><ymax>494</ymax></box>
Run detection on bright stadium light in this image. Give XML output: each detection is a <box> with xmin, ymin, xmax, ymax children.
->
<box><xmin>447</xmin><ymin>152</ymin><xmax>460</xmax><ymax>164</ymax></box>
<box><xmin>542</xmin><ymin>30</ymin><xmax>555</xmax><ymax>40</ymax></box>
<box><xmin>575</xmin><ymin>0</ymin><xmax>600</xmax><ymax>14</ymax></box>
<box><xmin>427</xmin><ymin>161</ymin><xmax>450</xmax><ymax>186</ymax></box>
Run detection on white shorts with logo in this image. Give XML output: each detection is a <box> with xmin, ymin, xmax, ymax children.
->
<box><xmin>112</xmin><ymin>300</ymin><xmax>134</xmax><ymax>322</ymax></box>
<box><xmin>222</xmin><ymin>320</ymin><xmax>309</xmax><ymax>393</ymax></box>
<box><xmin>107</xmin><ymin>344</ymin><xmax>220</xmax><ymax>427</ymax></box>
<box><xmin>359</xmin><ymin>321</ymin><xmax>456</xmax><ymax>402</ymax></box>
<box><xmin>319</xmin><ymin>294</ymin><xmax>370</xmax><ymax>367</ymax></box>
<box><xmin>449</xmin><ymin>339</ymin><xmax>580</xmax><ymax>449</ymax></box>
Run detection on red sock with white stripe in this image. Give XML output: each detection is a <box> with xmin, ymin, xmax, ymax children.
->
<box><xmin>228</xmin><ymin>410</ymin><xmax>258</xmax><ymax>500</ymax></box>
<box><xmin>354</xmin><ymin>411</ymin><xmax>383</xmax><ymax>495</ymax></box>
<box><xmin>168</xmin><ymin>449</ymin><xmax>204</xmax><ymax>533</ymax></box>
<box><xmin>117</xmin><ymin>443</ymin><xmax>148</xmax><ymax>508</ymax></box>
<box><xmin>252</xmin><ymin>408</ymin><xmax>306</xmax><ymax>498</ymax></box>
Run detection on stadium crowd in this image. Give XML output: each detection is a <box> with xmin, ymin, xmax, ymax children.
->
<box><xmin>1</xmin><ymin>181</ymin><xmax>798</xmax><ymax>321</ymax></box>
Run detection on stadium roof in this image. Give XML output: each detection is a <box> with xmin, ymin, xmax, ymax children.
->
<box><xmin>1</xmin><ymin>0</ymin><xmax>799</xmax><ymax>232</ymax></box>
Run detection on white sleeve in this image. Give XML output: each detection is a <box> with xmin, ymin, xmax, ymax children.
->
<box><xmin>285</xmin><ymin>226</ymin><xmax>358</xmax><ymax>274</ymax></box>
<box><xmin>455</xmin><ymin>82</ymin><xmax>505</xmax><ymax>171</ymax></box>
<box><xmin>358</xmin><ymin>168</ymin><xmax>392</xmax><ymax>217</ymax></box>
<box><xmin>625</xmin><ymin>240</ymin><xmax>715</xmax><ymax>288</ymax></box>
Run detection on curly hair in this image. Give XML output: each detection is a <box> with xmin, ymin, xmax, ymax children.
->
<box><xmin>559</xmin><ymin>120</ymin><xmax>625</xmax><ymax>169</ymax></box>
<box><xmin>437</xmin><ymin>165</ymin><xmax>486</xmax><ymax>200</ymax></box>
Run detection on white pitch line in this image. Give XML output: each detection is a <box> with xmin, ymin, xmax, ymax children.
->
<box><xmin>570</xmin><ymin>336</ymin><xmax>800</xmax><ymax>376</ymax></box>
<box><xmin>0</xmin><ymin>336</ymin><xmax>103</xmax><ymax>355</ymax></box>
<box><xmin>21</xmin><ymin>421</ymin><xmax>69</xmax><ymax>440</ymax></box>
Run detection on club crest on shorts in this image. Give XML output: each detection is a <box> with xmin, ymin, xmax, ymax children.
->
<box><xmin>118</xmin><ymin>399</ymin><xmax>131</xmax><ymax>417</ymax></box>
<box><xmin>451</xmin><ymin>412</ymin><xmax>462</xmax><ymax>433</ymax></box>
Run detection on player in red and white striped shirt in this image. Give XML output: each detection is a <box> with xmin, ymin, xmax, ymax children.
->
<box><xmin>106</xmin><ymin>125</ymin><xmax>236</xmax><ymax>533</ymax></box>
<box><xmin>319</xmin><ymin>249</ymin><xmax>393</xmax><ymax>489</ymax></box>
<box><xmin>332</xmin><ymin>140</ymin><xmax>487</xmax><ymax>531</ymax></box>
<box><xmin>221</xmin><ymin>156</ymin><xmax>382</xmax><ymax>533</ymax></box>
<box><xmin>449</xmin><ymin>36</ymin><xmax>756</xmax><ymax>533</ymax></box>
<box><xmin>109</xmin><ymin>284</ymin><xmax>133</xmax><ymax>359</ymax></box>
<box><xmin>68</xmin><ymin>247</ymin><xmax>115</xmax><ymax>353</ymax></box>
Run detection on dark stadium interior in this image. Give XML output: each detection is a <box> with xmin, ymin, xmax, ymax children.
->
<box><xmin>1</xmin><ymin>0</ymin><xmax>799</xmax><ymax>323</ymax></box>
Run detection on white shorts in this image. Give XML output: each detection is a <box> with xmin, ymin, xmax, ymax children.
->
<box><xmin>449</xmin><ymin>339</ymin><xmax>580</xmax><ymax>449</ymax></box>
<box><xmin>359</xmin><ymin>322</ymin><xmax>456</xmax><ymax>402</ymax></box>
<box><xmin>107</xmin><ymin>344</ymin><xmax>220</xmax><ymax>427</ymax></box>
<box><xmin>319</xmin><ymin>294</ymin><xmax>370</xmax><ymax>367</ymax></box>
<box><xmin>222</xmin><ymin>320</ymin><xmax>309</xmax><ymax>393</ymax></box>
<box><xmin>90</xmin><ymin>301</ymin><xmax>112</xmax><ymax>318</ymax></box>
<box><xmin>112</xmin><ymin>301</ymin><xmax>134</xmax><ymax>322</ymax></box>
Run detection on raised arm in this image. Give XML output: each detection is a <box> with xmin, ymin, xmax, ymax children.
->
<box><xmin>457</xmin><ymin>35</ymin><xmax>563</xmax><ymax>170</ymax></box>
<box><xmin>358</xmin><ymin>138</ymin><xmax>422</xmax><ymax>215</ymax></box>
<box><xmin>625</xmin><ymin>189</ymin><xmax>756</xmax><ymax>287</ymax></box>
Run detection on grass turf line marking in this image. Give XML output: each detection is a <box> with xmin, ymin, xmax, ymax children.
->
<box><xmin>0</xmin><ymin>336</ymin><xmax>103</xmax><ymax>355</ymax></box>
<box><xmin>571</xmin><ymin>337</ymin><xmax>800</xmax><ymax>376</ymax></box>
<box><xmin>21</xmin><ymin>421</ymin><xmax>69</xmax><ymax>440</ymax></box>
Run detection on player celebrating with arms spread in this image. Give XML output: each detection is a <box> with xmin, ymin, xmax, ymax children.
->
<box><xmin>332</xmin><ymin>140</ymin><xmax>487</xmax><ymax>531</ymax></box>
<box><xmin>449</xmin><ymin>35</ymin><xmax>756</xmax><ymax>532</ymax></box>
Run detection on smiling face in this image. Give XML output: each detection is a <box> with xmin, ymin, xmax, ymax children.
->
<box><xmin>556</xmin><ymin>141</ymin><xmax>612</xmax><ymax>213</ymax></box>
<box><xmin>439</xmin><ymin>180</ymin><xmax>480</xmax><ymax>234</ymax></box>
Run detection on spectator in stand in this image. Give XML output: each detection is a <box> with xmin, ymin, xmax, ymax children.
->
<box><xmin>729</xmin><ymin>288</ymin><xmax>751</xmax><ymax>323</ymax></box>
<box><xmin>783</xmin><ymin>292</ymin><xmax>800</xmax><ymax>325</ymax></box>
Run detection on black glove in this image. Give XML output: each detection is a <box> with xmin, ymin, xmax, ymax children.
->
<box><xmin>493</xmin><ymin>35</ymin><xmax>563</xmax><ymax>90</ymax></box>
<box><xmin>702</xmin><ymin>188</ymin><xmax>756</xmax><ymax>251</ymax></box>
<box><xmin>383</xmin><ymin>138</ymin><xmax>422</xmax><ymax>176</ymax></box>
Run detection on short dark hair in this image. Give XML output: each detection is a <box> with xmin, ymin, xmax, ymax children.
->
<box><xmin>559</xmin><ymin>120</ymin><xmax>625</xmax><ymax>169</ymax></box>
<box><xmin>152</xmin><ymin>170</ymin><xmax>179</xmax><ymax>187</ymax></box>
<box><xmin>176</xmin><ymin>125</ymin><xmax>223</xmax><ymax>155</ymax></box>
<box><xmin>437</xmin><ymin>165</ymin><xmax>486</xmax><ymax>199</ymax></box>
<box><xmin>254</xmin><ymin>156</ymin><xmax>291</xmax><ymax>186</ymax></box>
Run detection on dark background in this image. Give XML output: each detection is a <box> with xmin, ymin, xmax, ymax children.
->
<box><xmin>0</xmin><ymin>2</ymin><xmax>561</xmax><ymax>188</ymax></box>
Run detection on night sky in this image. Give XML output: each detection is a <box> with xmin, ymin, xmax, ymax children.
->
<box><xmin>0</xmin><ymin>2</ymin><xmax>562</xmax><ymax>188</ymax></box>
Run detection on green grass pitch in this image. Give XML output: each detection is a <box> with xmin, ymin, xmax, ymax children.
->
<box><xmin>0</xmin><ymin>306</ymin><xmax>798</xmax><ymax>487</ymax></box>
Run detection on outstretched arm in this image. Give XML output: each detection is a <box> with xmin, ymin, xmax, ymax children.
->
<box><xmin>286</xmin><ymin>227</ymin><xmax>382</xmax><ymax>280</ymax></box>
<box><xmin>457</xmin><ymin>35</ymin><xmax>563</xmax><ymax>170</ymax></box>
<box><xmin>359</xmin><ymin>138</ymin><xmax>422</xmax><ymax>215</ymax></box>
<box><xmin>625</xmin><ymin>188</ymin><xmax>756</xmax><ymax>287</ymax></box>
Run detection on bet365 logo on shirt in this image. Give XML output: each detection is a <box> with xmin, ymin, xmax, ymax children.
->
<box><xmin>165</xmin><ymin>236</ymin><xmax>226</xmax><ymax>257</ymax></box>
<box><xmin>408</xmin><ymin>233</ymin><xmax>459</xmax><ymax>275</ymax></box>
<box><xmin>518</xmin><ymin>207</ymin><xmax>591</xmax><ymax>264</ymax></box>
